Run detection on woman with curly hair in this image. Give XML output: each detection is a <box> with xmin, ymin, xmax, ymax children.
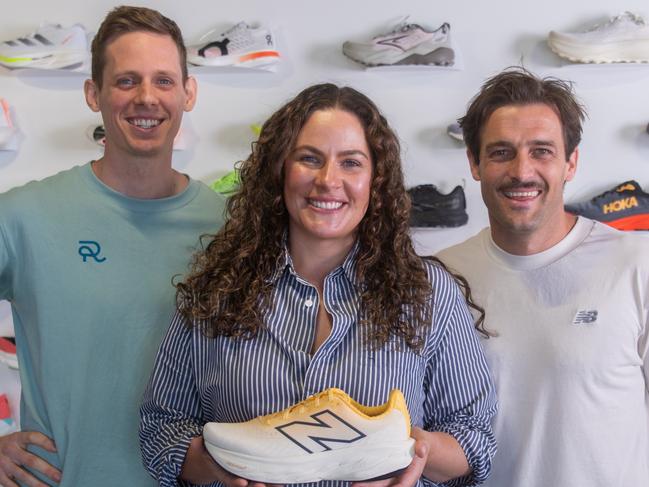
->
<box><xmin>140</xmin><ymin>83</ymin><xmax>497</xmax><ymax>487</ymax></box>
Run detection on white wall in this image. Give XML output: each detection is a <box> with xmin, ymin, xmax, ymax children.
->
<box><xmin>1</xmin><ymin>0</ymin><xmax>648</xmax><ymax>408</ymax></box>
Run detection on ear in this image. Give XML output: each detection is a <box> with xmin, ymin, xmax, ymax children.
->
<box><xmin>84</xmin><ymin>79</ymin><xmax>100</xmax><ymax>113</ymax></box>
<box><xmin>183</xmin><ymin>76</ymin><xmax>197</xmax><ymax>112</ymax></box>
<box><xmin>467</xmin><ymin>148</ymin><xmax>481</xmax><ymax>181</ymax></box>
<box><xmin>565</xmin><ymin>147</ymin><xmax>578</xmax><ymax>182</ymax></box>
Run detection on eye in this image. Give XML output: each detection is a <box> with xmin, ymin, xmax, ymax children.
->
<box><xmin>116</xmin><ymin>77</ymin><xmax>135</xmax><ymax>87</ymax></box>
<box><xmin>341</xmin><ymin>158</ymin><xmax>362</xmax><ymax>168</ymax></box>
<box><xmin>299</xmin><ymin>154</ymin><xmax>320</xmax><ymax>164</ymax></box>
<box><xmin>488</xmin><ymin>148</ymin><xmax>512</xmax><ymax>161</ymax></box>
<box><xmin>157</xmin><ymin>77</ymin><xmax>174</xmax><ymax>86</ymax></box>
<box><xmin>532</xmin><ymin>147</ymin><xmax>553</xmax><ymax>158</ymax></box>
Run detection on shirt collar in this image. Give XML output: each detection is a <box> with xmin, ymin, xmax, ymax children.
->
<box><xmin>266</xmin><ymin>239</ymin><xmax>361</xmax><ymax>287</ymax></box>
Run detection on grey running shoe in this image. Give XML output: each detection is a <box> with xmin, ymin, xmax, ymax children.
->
<box><xmin>447</xmin><ymin>122</ymin><xmax>464</xmax><ymax>142</ymax></box>
<box><xmin>343</xmin><ymin>21</ymin><xmax>454</xmax><ymax>67</ymax></box>
<box><xmin>408</xmin><ymin>184</ymin><xmax>468</xmax><ymax>227</ymax></box>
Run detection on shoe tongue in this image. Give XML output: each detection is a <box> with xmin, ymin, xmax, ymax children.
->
<box><xmin>615</xmin><ymin>180</ymin><xmax>640</xmax><ymax>192</ymax></box>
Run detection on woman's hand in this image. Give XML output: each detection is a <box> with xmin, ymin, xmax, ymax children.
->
<box><xmin>180</xmin><ymin>436</ymin><xmax>283</xmax><ymax>487</ymax></box>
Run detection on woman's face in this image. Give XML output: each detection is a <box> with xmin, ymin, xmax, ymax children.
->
<box><xmin>283</xmin><ymin>108</ymin><xmax>372</xmax><ymax>250</ymax></box>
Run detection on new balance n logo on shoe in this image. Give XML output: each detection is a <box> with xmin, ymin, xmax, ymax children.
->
<box><xmin>203</xmin><ymin>388</ymin><xmax>415</xmax><ymax>483</ymax></box>
<box><xmin>572</xmin><ymin>310</ymin><xmax>598</xmax><ymax>325</ymax></box>
<box><xmin>275</xmin><ymin>409</ymin><xmax>366</xmax><ymax>454</ymax></box>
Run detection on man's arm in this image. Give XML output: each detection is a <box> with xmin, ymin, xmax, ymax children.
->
<box><xmin>0</xmin><ymin>205</ymin><xmax>61</xmax><ymax>487</ymax></box>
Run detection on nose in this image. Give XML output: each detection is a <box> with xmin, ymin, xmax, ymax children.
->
<box><xmin>315</xmin><ymin>159</ymin><xmax>341</xmax><ymax>188</ymax></box>
<box><xmin>134</xmin><ymin>81</ymin><xmax>157</xmax><ymax>106</ymax></box>
<box><xmin>508</xmin><ymin>153</ymin><xmax>536</xmax><ymax>181</ymax></box>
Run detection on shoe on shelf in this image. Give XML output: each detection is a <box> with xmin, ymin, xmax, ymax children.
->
<box><xmin>409</xmin><ymin>184</ymin><xmax>468</xmax><ymax>227</ymax></box>
<box><xmin>447</xmin><ymin>122</ymin><xmax>464</xmax><ymax>142</ymax></box>
<box><xmin>0</xmin><ymin>23</ymin><xmax>88</xmax><ymax>70</ymax></box>
<box><xmin>565</xmin><ymin>180</ymin><xmax>649</xmax><ymax>231</ymax></box>
<box><xmin>0</xmin><ymin>98</ymin><xmax>18</xmax><ymax>150</ymax></box>
<box><xmin>0</xmin><ymin>337</ymin><xmax>18</xmax><ymax>370</ymax></box>
<box><xmin>211</xmin><ymin>170</ymin><xmax>240</xmax><ymax>196</ymax></box>
<box><xmin>343</xmin><ymin>19</ymin><xmax>454</xmax><ymax>67</ymax></box>
<box><xmin>203</xmin><ymin>388</ymin><xmax>415</xmax><ymax>483</ymax></box>
<box><xmin>188</xmin><ymin>22</ymin><xmax>280</xmax><ymax>69</ymax></box>
<box><xmin>0</xmin><ymin>394</ymin><xmax>17</xmax><ymax>435</ymax></box>
<box><xmin>548</xmin><ymin>12</ymin><xmax>649</xmax><ymax>63</ymax></box>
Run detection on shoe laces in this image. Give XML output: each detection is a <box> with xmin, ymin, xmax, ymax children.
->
<box><xmin>586</xmin><ymin>11</ymin><xmax>645</xmax><ymax>32</ymax></box>
<box><xmin>197</xmin><ymin>22</ymin><xmax>249</xmax><ymax>43</ymax></box>
<box><xmin>264</xmin><ymin>389</ymin><xmax>349</xmax><ymax>425</ymax></box>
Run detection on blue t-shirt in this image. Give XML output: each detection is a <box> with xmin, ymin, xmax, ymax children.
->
<box><xmin>0</xmin><ymin>163</ymin><xmax>225</xmax><ymax>486</ymax></box>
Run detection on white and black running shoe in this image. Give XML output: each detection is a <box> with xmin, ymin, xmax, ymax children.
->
<box><xmin>188</xmin><ymin>22</ymin><xmax>280</xmax><ymax>69</ymax></box>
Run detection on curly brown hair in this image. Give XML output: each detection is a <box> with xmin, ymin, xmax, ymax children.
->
<box><xmin>177</xmin><ymin>83</ymin><xmax>487</xmax><ymax>350</ymax></box>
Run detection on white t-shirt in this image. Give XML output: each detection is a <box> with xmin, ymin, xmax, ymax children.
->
<box><xmin>438</xmin><ymin>217</ymin><xmax>649</xmax><ymax>487</ymax></box>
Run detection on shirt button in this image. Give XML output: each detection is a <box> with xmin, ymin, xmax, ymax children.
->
<box><xmin>304</xmin><ymin>299</ymin><xmax>314</xmax><ymax>308</ymax></box>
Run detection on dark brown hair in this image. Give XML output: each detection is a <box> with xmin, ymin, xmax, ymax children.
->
<box><xmin>460</xmin><ymin>67</ymin><xmax>587</xmax><ymax>163</ymax></box>
<box><xmin>91</xmin><ymin>5</ymin><xmax>188</xmax><ymax>89</ymax></box>
<box><xmin>177</xmin><ymin>83</ymin><xmax>488</xmax><ymax>350</ymax></box>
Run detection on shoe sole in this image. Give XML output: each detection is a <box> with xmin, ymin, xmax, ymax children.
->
<box><xmin>204</xmin><ymin>438</ymin><xmax>415</xmax><ymax>483</ymax></box>
<box><xmin>344</xmin><ymin>47</ymin><xmax>454</xmax><ymax>67</ymax></box>
<box><xmin>598</xmin><ymin>213</ymin><xmax>649</xmax><ymax>231</ymax></box>
<box><xmin>548</xmin><ymin>38</ymin><xmax>649</xmax><ymax>63</ymax></box>
<box><xmin>410</xmin><ymin>210</ymin><xmax>468</xmax><ymax>228</ymax></box>
<box><xmin>188</xmin><ymin>50</ymin><xmax>280</xmax><ymax>68</ymax></box>
<box><xmin>0</xmin><ymin>352</ymin><xmax>18</xmax><ymax>370</ymax></box>
<box><xmin>0</xmin><ymin>49</ymin><xmax>87</xmax><ymax>70</ymax></box>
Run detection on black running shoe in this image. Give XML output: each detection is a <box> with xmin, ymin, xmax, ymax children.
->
<box><xmin>408</xmin><ymin>184</ymin><xmax>468</xmax><ymax>227</ymax></box>
<box><xmin>565</xmin><ymin>180</ymin><xmax>649</xmax><ymax>231</ymax></box>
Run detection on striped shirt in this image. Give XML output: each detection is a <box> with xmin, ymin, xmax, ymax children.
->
<box><xmin>140</xmin><ymin>245</ymin><xmax>497</xmax><ymax>487</ymax></box>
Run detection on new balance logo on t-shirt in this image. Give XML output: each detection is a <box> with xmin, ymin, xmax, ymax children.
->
<box><xmin>572</xmin><ymin>310</ymin><xmax>598</xmax><ymax>325</ymax></box>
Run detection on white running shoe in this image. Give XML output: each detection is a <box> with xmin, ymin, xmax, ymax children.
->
<box><xmin>203</xmin><ymin>388</ymin><xmax>415</xmax><ymax>483</ymax></box>
<box><xmin>548</xmin><ymin>12</ymin><xmax>649</xmax><ymax>63</ymax></box>
<box><xmin>188</xmin><ymin>22</ymin><xmax>280</xmax><ymax>69</ymax></box>
<box><xmin>343</xmin><ymin>20</ymin><xmax>454</xmax><ymax>67</ymax></box>
<box><xmin>0</xmin><ymin>23</ymin><xmax>88</xmax><ymax>70</ymax></box>
<box><xmin>0</xmin><ymin>98</ymin><xmax>17</xmax><ymax>151</ymax></box>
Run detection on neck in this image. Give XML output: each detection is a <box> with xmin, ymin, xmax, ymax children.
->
<box><xmin>92</xmin><ymin>152</ymin><xmax>187</xmax><ymax>199</ymax></box>
<box><xmin>491</xmin><ymin>212</ymin><xmax>578</xmax><ymax>255</ymax></box>
<box><xmin>288</xmin><ymin>235</ymin><xmax>355</xmax><ymax>292</ymax></box>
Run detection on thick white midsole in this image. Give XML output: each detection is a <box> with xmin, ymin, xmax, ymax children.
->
<box><xmin>0</xmin><ymin>49</ymin><xmax>87</xmax><ymax>69</ymax></box>
<box><xmin>549</xmin><ymin>38</ymin><xmax>649</xmax><ymax>62</ymax></box>
<box><xmin>205</xmin><ymin>438</ymin><xmax>415</xmax><ymax>483</ymax></box>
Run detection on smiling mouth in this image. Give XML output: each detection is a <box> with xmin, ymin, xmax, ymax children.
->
<box><xmin>308</xmin><ymin>199</ymin><xmax>344</xmax><ymax>210</ymax></box>
<box><xmin>503</xmin><ymin>189</ymin><xmax>541</xmax><ymax>200</ymax></box>
<box><xmin>128</xmin><ymin>118</ymin><xmax>162</xmax><ymax>129</ymax></box>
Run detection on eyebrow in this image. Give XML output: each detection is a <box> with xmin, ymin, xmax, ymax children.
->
<box><xmin>484</xmin><ymin>139</ymin><xmax>557</xmax><ymax>150</ymax></box>
<box><xmin>294</xmin><ymin>145</ymin><xmax>370</xmax><ymax>160</ymax></box>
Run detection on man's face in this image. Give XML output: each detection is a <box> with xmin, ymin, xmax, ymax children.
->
<box><xmin>84</xmin><ymin>31</ymin><xmax>196</xmax><ymax>160</ymax></box>
<box><xmin>469</xmin><ymin>103</ymin><xmax>578</xmax><ymax>246</ymax></box>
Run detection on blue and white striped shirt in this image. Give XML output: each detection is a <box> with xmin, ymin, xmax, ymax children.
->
<box><xmin>140</xmin><ymin>246</ymin><xmax>497</xmax><ymax>487</ymax></box>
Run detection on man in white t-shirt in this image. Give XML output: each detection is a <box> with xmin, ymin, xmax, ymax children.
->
<box><xmin>438</xmin><ymin>67</ymin><xmax>649</xmax><ymax>487</ymax></box>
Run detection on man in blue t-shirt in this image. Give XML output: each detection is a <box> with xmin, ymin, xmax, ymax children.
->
<box><xmin>0</xmin><ymin>6</ymin><xmax>224</xmax><ymax>486</ymax></box>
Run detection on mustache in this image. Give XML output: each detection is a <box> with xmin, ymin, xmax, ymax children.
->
<box><xmin>499</xmin><ymin>179</ymin><xmax>546</xmax><ymax>192</ymax></box>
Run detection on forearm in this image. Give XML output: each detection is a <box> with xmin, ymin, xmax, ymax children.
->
<box><xmin>415</xmin><ymin>429</ymin><xmax>471</xmax><ymax>483</ymax></box>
